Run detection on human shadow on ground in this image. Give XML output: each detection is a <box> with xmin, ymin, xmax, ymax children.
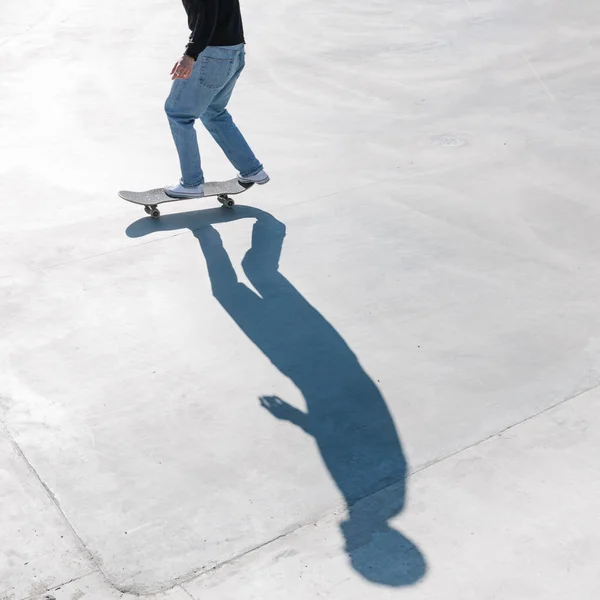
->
<box><xmin>126</xmin><ymin>207</ymin><xmax>427</xmax><ymax>586</ymax></box>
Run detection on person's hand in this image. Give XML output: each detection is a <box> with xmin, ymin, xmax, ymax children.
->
<box><xmin>171</xmin><ymin>55</ymin><xmax>195</xmax><ymax>80</ymax></box>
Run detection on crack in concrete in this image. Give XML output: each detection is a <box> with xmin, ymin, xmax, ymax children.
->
<box><xmin>20</xmin><ymin>571</ymin><xmax>100</xmax><ymax>600</ymax></box>
<box><xmin>25</xmin><ymin>232</ymin><xmax>188</xmax><ymax>274</ymax></box>
<box><xmin>178</xmin><ymin>585</ymin><xmax>195</xmax><ymax>600</ymax></box>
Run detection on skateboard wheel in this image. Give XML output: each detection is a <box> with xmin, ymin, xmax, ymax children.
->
<box><xmin>144</xmin><ymin>205</ymin><xmax>160</xmax><ymax>218</ymax></box>
<box><xmin>218</xmin><ymin>195</ymin><xmax>235</xmax><ymax>209</ymax></box>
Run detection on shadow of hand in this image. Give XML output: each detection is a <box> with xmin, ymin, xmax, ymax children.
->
<box><xmin>259</xmin><ymin>396</ymin><xmax>310</xmax><ymax>433</ymax></box>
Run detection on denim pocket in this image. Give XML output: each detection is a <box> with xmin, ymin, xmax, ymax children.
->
<box><xmin>198</xmin><ymin>57</ymin><xmax>235</xmax><ymax>90</ymax></box>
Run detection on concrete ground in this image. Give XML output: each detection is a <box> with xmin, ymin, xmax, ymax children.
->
<box><xmin>2</xmin><ymin>0</ymin><xmax>600</xmax><ymax>598</ymax></box>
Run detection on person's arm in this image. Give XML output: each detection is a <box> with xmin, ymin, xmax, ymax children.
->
<box><xmin>185</xmin><ymin>0</ymin><xmax>219</xmax><ymax>60</ymax></box>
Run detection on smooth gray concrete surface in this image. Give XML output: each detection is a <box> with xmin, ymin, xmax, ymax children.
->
<box><xmin>2</xmin><ymin>0</ymin><xmax>600</xmax><ymax>598</ymax></box>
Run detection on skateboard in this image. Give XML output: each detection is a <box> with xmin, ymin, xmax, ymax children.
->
<box><xmin>118</xmin><ymin>178</ymin><xmax>254</xmax><ymax>218</ymax></box>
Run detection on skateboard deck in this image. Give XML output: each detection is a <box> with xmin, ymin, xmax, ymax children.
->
<box><xmin>119</xmin><ymin>178</ymin><xmax>254</xmax><ymax>218</ymax></box>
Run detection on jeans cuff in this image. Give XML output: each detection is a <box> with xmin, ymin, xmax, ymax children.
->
<box><xmin>181</xmin><ymin>178</ymin><xmax>204</xmax><ymax>187</ymax></box>
<box><xmin>239</xmin><ymin>165</ymin><xmax>263</xmax><ymax>178</ymax></box>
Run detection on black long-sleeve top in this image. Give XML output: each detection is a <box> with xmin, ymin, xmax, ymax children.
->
<box><xmin>182</xmin><ymin>0</ymin><xmax>245</xmax><ymax>60</ymax></box>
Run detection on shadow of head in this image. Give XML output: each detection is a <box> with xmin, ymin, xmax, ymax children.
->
<box><xmin>340</xmin><ymin>518</ymin><xmax>427</xmax><ymax>586</ymax></box>
<box><xmin>125</xmin><ymin>205</ymin><xmax>273</xmax><ymax>239</ymax></box>
<box><xmin>338</xmin><ymin>488</ymin><xmax>427</xmax><ymax>587</ymax></box>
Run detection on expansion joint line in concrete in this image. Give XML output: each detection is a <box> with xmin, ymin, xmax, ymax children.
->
<box><xmin>20</xmin><ymin>571</ymin><xmax>100</xmax><ymax>600</ymax></box>
<box><xmin>1</xmin><ymin>419</ymin><xmax>106</xmax><ymax>597</ymax></box>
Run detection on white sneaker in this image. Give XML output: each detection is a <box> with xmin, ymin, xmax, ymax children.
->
<box><xmin>238</xmin><ymin>169</ymin><xmax>270</xmax><ymax>185</ymax></box>
<box><xmin>164</xmin><ymin>182</ymin><xmax>205</xmax><ymax>198</ymax></box>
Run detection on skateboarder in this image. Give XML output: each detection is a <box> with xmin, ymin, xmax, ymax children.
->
<box><xmin>164</xmin><ymin>0</ymin><xmax>269</xmax><ymax>198</ymax></box>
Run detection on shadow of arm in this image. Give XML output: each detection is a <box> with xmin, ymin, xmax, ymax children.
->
<box><xmin>243</xmin><ymin>213</ymin><xmax>286</xmax><ymax>272</ymax></box>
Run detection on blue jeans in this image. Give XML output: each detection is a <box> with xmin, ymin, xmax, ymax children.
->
<box><xmin>164</xmin><ymin>44</ymin><xmax>263</xmax><ymax>187</ymax></box>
